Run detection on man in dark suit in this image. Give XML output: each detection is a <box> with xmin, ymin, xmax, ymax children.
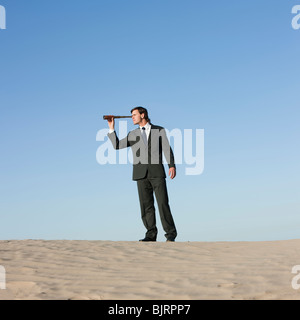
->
<box><xmin>106</xmin><ymin>106</ymin><xmax>177</xmax><ymax>242</ymax></box>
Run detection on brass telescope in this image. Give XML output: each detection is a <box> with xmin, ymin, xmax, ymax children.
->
<box><xmin>103</xmin><ymin>115</ymin><xmax>132</xmax><ymax>120</ymax></box>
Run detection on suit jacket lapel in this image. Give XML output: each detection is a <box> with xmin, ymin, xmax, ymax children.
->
<box><xmin>148</xmin><ymin>128</ymin><xmax>152</xmax><ymax>148</ymax></box>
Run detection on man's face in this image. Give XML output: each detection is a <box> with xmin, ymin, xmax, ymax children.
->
<box><xmin>131</xmin><ymin>110</ymin><xmax>142</xmax><ymax>125</ymax></box>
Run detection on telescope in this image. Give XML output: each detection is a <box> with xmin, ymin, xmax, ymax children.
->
<box><xmin>103</xmin><ymin>115</ymin><xmax>132</xmax><ymax>120</ymax></box>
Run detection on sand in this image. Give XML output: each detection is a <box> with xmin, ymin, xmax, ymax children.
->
<box><xmin>0</xmin><ymin>239</ymin><xmax>300</xmax><ymax>300</ymax></box>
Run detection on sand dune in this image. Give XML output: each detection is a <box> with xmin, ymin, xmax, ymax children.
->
<box><xmin>0</xmin><ymin>239</ymin><xmax>300</xmax><ymax>300</ymax></box>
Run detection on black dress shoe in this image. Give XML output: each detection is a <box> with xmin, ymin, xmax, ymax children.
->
<box><xmin>139</xmin><ymin>237</ymin><xmax>156</xmax><ymax>242</ymax></box>
<box><xmin>166</xmin><ymin>239</ymin><xmax>175</xmax><ymax>242</ymax></box>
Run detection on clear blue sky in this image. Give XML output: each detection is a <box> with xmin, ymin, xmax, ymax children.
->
<box><xmin>0</xmin><ymin>0</ymin><xmax>299</xmax><ymax>241</ymax></box>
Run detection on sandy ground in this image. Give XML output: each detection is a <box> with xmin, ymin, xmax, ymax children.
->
<box><xmin>0</xmin><ymin>239</ymin><xmax>300</xmax><ymax>300</ymax></box>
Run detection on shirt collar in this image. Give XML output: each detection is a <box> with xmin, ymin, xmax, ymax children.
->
<box><xmin>139</xmin><ymin>122</ymin><xmax>151</xmax><ymax>130</ymax></box>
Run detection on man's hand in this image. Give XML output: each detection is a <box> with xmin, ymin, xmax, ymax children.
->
<box><xmin>107</xmin><ymin>116</ymin><xmax>115</xmax><ymax>131</ymax></box>
<box><xmin>169</xmin><ymin>167</ymin><xmax>176</xmax><ymax>179</ymax></box>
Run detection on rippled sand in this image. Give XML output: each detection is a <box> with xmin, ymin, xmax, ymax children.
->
<box><xmin>1</xmin><ymin>239</ymin><xmax>300</xmax><ymax>300</ymax></box>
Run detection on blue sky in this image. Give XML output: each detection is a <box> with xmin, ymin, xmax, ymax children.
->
<box><xmin>0</xmin><ymin>0</ymin><xmax>299</xmax><ymax>241</ymax></box>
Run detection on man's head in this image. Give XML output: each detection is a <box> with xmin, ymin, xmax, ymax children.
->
<box><xmin>131</xmin><ymin>106</ymin><xmax>151</xmax><ymax>126</ymax></box>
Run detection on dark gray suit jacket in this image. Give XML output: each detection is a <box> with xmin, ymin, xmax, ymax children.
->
<box><xmin>108</xmin><ymin>124</ymin><xmax>175</xmax><ymax>181</ymax></box>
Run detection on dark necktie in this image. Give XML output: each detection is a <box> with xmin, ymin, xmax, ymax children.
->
<box><xmin>141</xmin><ymin>127</ymin><xmax>148</xmax><ymax>145</ymax></box>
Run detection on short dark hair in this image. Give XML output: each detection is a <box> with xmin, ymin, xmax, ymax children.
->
<box><xmin>131</xmin><ymin>106</ymin><xmax>151</xmax><ymax>123</ymax></box>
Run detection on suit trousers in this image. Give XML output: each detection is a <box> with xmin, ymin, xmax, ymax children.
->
<box><xmin>136</xmin><ymin>174</ymin><xmax>177</xmax><ymax>240</ymax></box>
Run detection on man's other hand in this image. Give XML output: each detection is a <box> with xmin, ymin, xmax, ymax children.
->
<box><xmin>169</xmin><ymin>167</ymin><xmax>176</xmax><ymax>179</ymax></box>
